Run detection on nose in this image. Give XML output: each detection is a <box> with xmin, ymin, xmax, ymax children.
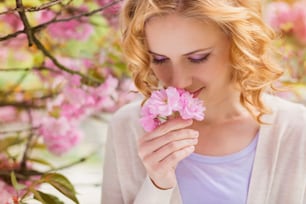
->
<box><xmin>170</xmin><ymin>66</ymin><xmax>192</xmax><ymax>89</ymax></box>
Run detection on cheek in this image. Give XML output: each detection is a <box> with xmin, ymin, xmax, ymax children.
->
<box><xmin>151</xmin><ymin>67</ymin><xmax>172</xmax><ymax>85</ymax></box>
<box><xmin>194</xmin><ymin>59</ymin><xmax>231</xmax><ymax>85</ymax></box>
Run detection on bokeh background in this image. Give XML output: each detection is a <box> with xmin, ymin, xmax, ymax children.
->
<box><xmin>0</xmin><ymin>0</ymin><xmax>305</xmax><ymax>203</ymax></box>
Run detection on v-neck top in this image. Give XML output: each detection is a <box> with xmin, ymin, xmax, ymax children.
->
<box><xmin>175</xmin><ymin>134</ymin><xmax>259</xmax><ymax>204</ymax></box>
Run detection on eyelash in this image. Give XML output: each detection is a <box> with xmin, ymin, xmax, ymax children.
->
<box><xmin>151</xmin><ymin>53</ymin><xmax>211</xmax><ymax>65</ymax></box>
<box><xmin>188</xmin><ymin>53</ymin><xmax>211</xmax><ymax>64</ymax></box>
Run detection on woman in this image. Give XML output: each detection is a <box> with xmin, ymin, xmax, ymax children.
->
<box><xmin>101</xmin><ymin>0</ymin><xmax>306</xmax><ymax>203</ymax></box>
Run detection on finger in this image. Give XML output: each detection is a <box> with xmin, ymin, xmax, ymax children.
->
<box><xmin>147</xmin><ymin>138</ymin><xmax>198</xmax><ymax>163</ymax></box>
<box><xmin>139</xmin><ymin>129</ymin><xmax>199</xmax><ymax>155</ymax></box>
<box><xmin>159</xmin><ymin>145</ymin><xmax>195</xmax><ymax>170</ymax></box>
<box><xmin>144</xmin><ymin>118</ymin><xmax>193</xmax><ymax>141</ymax></box>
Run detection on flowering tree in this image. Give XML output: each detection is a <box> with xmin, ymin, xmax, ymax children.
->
<box><xmin>264</xmin><ymin>0</ymin><xmax>306</xmax><ymax>104</ymax></box>
<box><xmin>0</xmin><ymin>0</ymin><xmax>137</xmax><ymax>203</ymax></box>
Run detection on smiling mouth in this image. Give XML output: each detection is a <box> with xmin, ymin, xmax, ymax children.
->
<box><xmin>191</xmin><ymin>87</ymin><xmax>205</xmax><ymax>98</ymax></box>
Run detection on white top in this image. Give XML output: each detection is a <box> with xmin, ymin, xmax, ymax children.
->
<box><xmin>101</xmin><ymin>95</ymin><xmax>306</xmax><ymax>204</ymax></box>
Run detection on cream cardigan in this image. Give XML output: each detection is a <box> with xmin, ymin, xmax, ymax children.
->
<box><xmin>101</xmin><ymin>95</ymin><xmax>306</xmax><ymax>204</ymax></box>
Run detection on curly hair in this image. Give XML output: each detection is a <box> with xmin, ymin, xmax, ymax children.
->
<box><xmin>120</xmin><ymin>0</ymin><xmax>283</xmax><ymax>123</ymax></box>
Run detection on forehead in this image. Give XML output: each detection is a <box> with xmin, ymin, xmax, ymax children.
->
<box><xmin>145</xmin><ymin>14</ymin><xmax>227</xmax><ymax>55</ymax></box>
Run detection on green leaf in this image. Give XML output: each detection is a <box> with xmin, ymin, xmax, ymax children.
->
<box><xmin>10</xmin><ymin>171</ymin><xmax>26</xmax><ymax>191</ymax></box>
<box><xmin>0</xmin><ymin>136</ymin><xmax>25</xmax><ymax>152</ymax></box>
<box><xmin>42</xmin><ymin>173</ymin><xmax>79</xmax><ymax>204</ymax></box>
<box><xmin>31</xmin><ymin>142</ymin><xmax>47</xmax><ymax>150</ymax></box>
<box><xmin>34</xmin><ymin>190</ymin><xmax>65</xmax><ymax>204</ymax></box>
<box><xmin>27</xmin><ymin>157</ymin><xmax>54</xmax><ymax>168</ymax></box>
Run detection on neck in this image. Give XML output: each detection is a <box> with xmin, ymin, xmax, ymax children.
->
<box><xmin>200</xmin><ymin>90</ymin><xmax>251</xmax><ymax>124</ymax></box>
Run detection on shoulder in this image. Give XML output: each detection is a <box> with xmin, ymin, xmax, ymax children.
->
<box><xmin>263</xmin><ymin>94</ymin><xmax>306</xmax><ymax>122</ymax></box>
<box><xmin>262</xmin><ymin>95</ymin><xmax>306</xmax><ymax>144</ymax></box>
<box><xmin>113</xmin><ymin>100</ymin><xmax>141</xmax><ymax>119</ymax></box>
<box><xmin>108</xmin><ymin>99</ymin><xmax>144</xmax><ymax>134</ymax></box>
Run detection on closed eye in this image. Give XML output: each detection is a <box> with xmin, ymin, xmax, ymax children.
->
<box><xmin>152</xmin><ymin>58</ymin><xmax>168</xmax><ymax>64</ymax></box>
<box><xmin>188</xmin><ymin>53</ymin><xmax>211</xmax><ymax>64</ymax></box>
<box><xmin>151</xmin><ymin>56</ymin><xmax>169</xmax><ymax>65</ymax></box>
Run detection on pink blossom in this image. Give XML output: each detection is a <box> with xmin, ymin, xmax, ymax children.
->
<box><xmin>0</xmin><ymin>13</ymin><xmax>23</xmax><ymax>31</ymax></box>
<box><xmin>292</xmin><ymin>1</ymin><xmax>306</xmax><ymax>44</ymax></box>
<box><xmin>146</xmin><ymin>87</ymin><xmax>181</xmax><ymax>117</ymax></box>
<box><xmin>179</xmin><ymin>92</ymin><xmax>205</xmax><ymax>121</ymax></box>
<box><xmin>0</xmin><ymin>180</ymin><xmax>14</xmax><ymax>204</ymax></box>
<box><xmin>0</xmin><ymin>107</ymin><xmax>17</xmax><ymax>123</ymax></box>
<box><xmin>96</xmin><ymin>0</ymin><xmax>123</xmax><ymax>27</ymax></box>
<box><xmin>140</xmin><ymin>105</ymin><xmax>160</xmax><ymax>132</ymax></box>
<box><xmin>38</xmin><ymin>9</ymin><xmax>55</xmax><ymax>24</ymax></box>
<box><xmin>39</xmin><ymin>10</ymin><xmax>94</xmax><ymax>41</ymax></box>
<box><xmin>140</xmin><ymin>87</ymin><xmax>205</xmax><ymax>132</ymax></box>
<box><xmin>38</xmin><ymin>117</ymin><xmax>83</xmax><ymax>155</ymax></box>
<box><xmin>105</xmin><ymin>78</ymin><xmax>139</xmax><ymax>112</ymax></box>
<box><xmin>90</xmin><ymin>75</ymin><xmax>119</xmax><ymax>110</ymax></box>
<box><xmin>265</xmin><ymin>2</ymin><xmax>293</xmax><ymax>31</ymax></box>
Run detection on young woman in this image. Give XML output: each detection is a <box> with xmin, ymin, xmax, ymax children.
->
<box><xmin>101</xmin><ymin>1</ymin><xmax>306</xmax><ymax>203</ymax></box>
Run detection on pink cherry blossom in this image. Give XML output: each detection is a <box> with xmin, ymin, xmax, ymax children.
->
<box><xmin>90</xmin><ymin>75</ymin><xmax>119</xmax><ymax>110</ymax></box>
<box><xmin>0</xmin><ymin>13</ymin><xmax>23</xmax><ymax>31</ymax></box>
<box><xmin>140</xmin><ymin>87</ymin><xmax>205</xmax><ymax>132</ymax></box>
<box><xmin>179</xmin><ymin>92</ymin><xmax>205</xmax><ymax>121</ymax></box>
<box><xmin>39</xmin><ymin>10</ymin><xmax>94</xmax><ymax>41</ymax></box>
<box><xmin>0</xmin><ymin>13</ymin><xmax>28</xmax><ymax>48</ymax></box>
<box><xmin>292</xmin><ymin>1</ymin><xmax>306</xmax><ymax>44</ymax></box>
<box><xmin>146</xmin><ymin>87</ymin><xmax>181</xmax><ymax>117</ymax></box>
<box><xmin>38</xmin><ymin>117</ymin><xmax>83</xmax><ymax>155</ymax></box>
<box><xmin>140</xmin><ymin>105</ymin><xmax>160</xmax><ymax>132</ymax></box>
<box><xmin>96</xmin><ymin>0</ymin><xmax>123</xmax><ymax>27</ymax></box>
<box><xmin>106</xmin><ymin>78</ymin><xmax>139</xmax><ymax>112</ymax></box>
<box><xmin>0</xmin><ymin>107</ymin><xmax>17</xmax><ymax>123</ymax></box>
<box><xmin>0</xmin><ymin>180</ymin><xmax>14</xmax><ymax>204</ymax></box>
<box><xmin>265</xmin><ymin>2</ymin><xmax>293</xmax><ymax>31</ymax></box>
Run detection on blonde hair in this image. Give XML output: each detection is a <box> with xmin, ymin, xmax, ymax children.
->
<box><xmin>120</xmin><ymin>0</ymin><xmax>283</xmax><ymax>123</ymax></box>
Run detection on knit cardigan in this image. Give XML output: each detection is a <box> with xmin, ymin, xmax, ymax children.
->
<box><xmin>101</xmin><ymin>95</ymin><xmax>306</xmax><ymax>204</ymax></box>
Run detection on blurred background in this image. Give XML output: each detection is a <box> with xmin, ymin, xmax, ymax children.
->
<box><xmin>0</xmin><ymin>0</ymin><xmax>305</xmax><ymax>203</ymax></box>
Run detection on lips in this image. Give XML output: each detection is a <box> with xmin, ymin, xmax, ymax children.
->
<box><xmin>191</xmin><ymin>87</ymin><xmax>204</xmax><ymax>98</ymax></box>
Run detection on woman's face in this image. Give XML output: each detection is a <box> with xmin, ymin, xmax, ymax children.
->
<box><xmin>145</xmin><ymin>13</ymin><xmax>234</xmax><ymax>103</ymax></box>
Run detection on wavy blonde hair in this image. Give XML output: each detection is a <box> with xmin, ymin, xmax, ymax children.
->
<box><xmin>120</xmin><ymin>0</ymin><xmax>283</xmax><ymax>123</ymax></box>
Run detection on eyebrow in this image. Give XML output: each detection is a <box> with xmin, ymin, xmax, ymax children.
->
<box><xmin>148</xmin><ymin>47</ymin><xmax>214</xmax><ymax>57</ymax></box>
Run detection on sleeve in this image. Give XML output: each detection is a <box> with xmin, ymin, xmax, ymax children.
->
<box><xmin>101</xmin><ymin>121</ymin><xmax>175</xmax><ymax>204</ymax></box>
<box><xmin>134</xmin><ymin>176</ymin><xmax>175</xmax><ymax>204</ymax></box>
<box><xmin>101</xmin><ymin>101</ymin><xmax>178</xmax><ymax>204</ymax></box>
<box><xmin>101</xmin><ymin>122</ymin><xmax>124</xmax><ymax>204</ymax></box>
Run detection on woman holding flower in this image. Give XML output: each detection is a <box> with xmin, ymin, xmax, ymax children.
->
<box><xmin>102</xmin><ymin>0</ymin><xmax>306</xmax><ymax>204</ymax></box>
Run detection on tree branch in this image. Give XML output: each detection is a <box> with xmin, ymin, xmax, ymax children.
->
<box><xmin>0</xmin><ymin>101</ymin><xmax>44</xmax><ymax>109</ymax></box>
<box><xmin>31</xmin><ymin>35</ymin><xmax>102</xmax><ymax>85</ymax></box>
<box><xmin>0</xmin><ymin>0</ymin><xmax>122</xmax><ymax>42</ymax></box>
<box><xmin>3</xmin><ymin>69</ymin><xmax>29</xmax><ymax>98</ymax></box>
<box><xmin>0</xmin><ymin>0</ymin><xmax>64</xmax><ymax>15</ymax></box>
<box><xmin>16</xmin><ymin>0</ymin><xmax>34</xmax><ymax>46</ymax></box>
<box><xmin>0</xmin><ymin>127</ymin><xmax>39</xmax><ymax>135</ymax></box>
<box><xmin>0</xmin><ymin>66</ymin><xmax>62</xmax><ymax>74</ymax></box>
<box><xmin>20</xmin><ymin>109</ymin><xmax>34</xmax><ymax>170</ymax></box>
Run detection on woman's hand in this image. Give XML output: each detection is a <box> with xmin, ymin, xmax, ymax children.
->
<box><xmin>137</xmin><ymin>118</ymin><xmax>199</xmax><ymax>189</ymax></box>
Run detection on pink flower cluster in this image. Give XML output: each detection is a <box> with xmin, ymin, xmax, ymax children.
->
<box><xmin>140</xmin><ymin>87</ymin><xmax>205</xmax><ymax>132</ymax></box>
<box><xmin>38</xmin><ymin>117</ymin><xmax>82</xmax><ymax>155</ymax></box>
<box><xmin>96</xmin><ymin>0</ymin><xmax>123</xmax><ymax>27</ymax></box>
<box><xmin>38</xmin><ymin>10</ymin><xmax>94</xmax><ymax>41</ymax></box>
<box><xmin>35</xmin><ymin>58</ymin><xmax>137</xmax><ymax>155</ymax></box>
<box><xmin>0</xmin><ymin>180</ymin><xmax>14</xmax><ymax>204</ymax></box>
<box><xmin>0</xmin><ymin>155</ymin><xmax>40</xmax><ymax>203</ymax></box>
<box><xmin>265</xmin><ymin>1</ymin><xmax>306</xmax><ymax>44</ymax></box>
